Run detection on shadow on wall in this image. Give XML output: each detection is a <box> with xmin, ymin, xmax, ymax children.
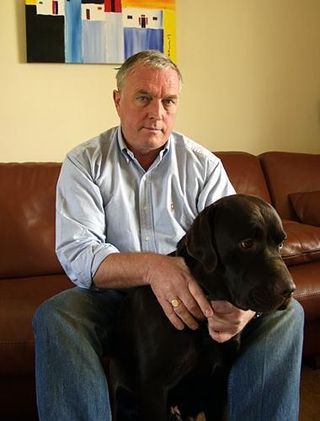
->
<box><xmin>15</xmin><ymin>0</ymin><xmax>27</xmax><ymax>64</ymax></box>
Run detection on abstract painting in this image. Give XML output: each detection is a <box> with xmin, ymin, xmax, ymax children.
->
<box><xmin>25</xmin><ymin>0</ymin><xmax>176</xmax><ymax>64</ymax></box>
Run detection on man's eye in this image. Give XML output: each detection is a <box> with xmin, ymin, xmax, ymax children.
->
<box><xmin>137</xmin><ymin>95</ymin><xmax>150</xmax><ymax>103</ymax></box>
<box><xmin>240</xmin><ymin>239</ymin><xmax>254</xmax><ymax>249</ymax></box>
<box><xmin>163</xmin><ymin>98</ymin><xmax>176</xmax><ymax>107</ymax></box>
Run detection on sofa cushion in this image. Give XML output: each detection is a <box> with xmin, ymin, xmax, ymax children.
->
<box><xmin>0</xmin><ymin>163</ymin><xmax>63</xmax><ymax>278</ymax></box>
<box><xmin>281</xmin><ymin>220</ymin><xmax>320</xmax><ymax>266</ymax></box>
<box><xmin>0</xmin><ymin>274</ymin><xmax>72</xmax><ymax>377</ymax></box>
<box><xmin>290</xmin><ymin>261</ymin><xmax>320</xmax><ymax>322</ymax></box>
<box><xmin>289</xmin><ymin>191</ymin><xmax>320</xmax><ymax>227</ymax></box>
<box><xmin>215</xmin><ymin>152</ymin><xmax>271</xmax><ymax>202</ymax></box>
<box><xmin>259</xmin><ymin>152</ymin><xmax>320</xmax><ymax>220</ymax></box>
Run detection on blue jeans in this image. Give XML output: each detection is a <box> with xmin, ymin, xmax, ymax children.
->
<box><xmin>33</xmin><ymin>287</ymin><xmax>304</xmax><ymax>421</ymax></box>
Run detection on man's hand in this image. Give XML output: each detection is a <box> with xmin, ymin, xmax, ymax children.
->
<box><xmin>207</xmin><ymin>301</ymin><xmax>256</xmax><ymax>342</ymax></box>
<box><xmin>146</xmin><ymin>256</ymin><xmax>213</xmax><ymax>331</ymax></box>
<box><xmin>95</xmin><ymin>252</ymin><xmax>254</xmax><ymax>338</ymax></box>
<box><xmin>94</xmin><ymin>252</ymin><xmax>213</xmax><ymax>330</ymax></box>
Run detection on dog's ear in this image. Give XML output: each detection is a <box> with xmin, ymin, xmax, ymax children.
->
<box><xmin>185</xmin><ymin>207</ymin><xmax>218</xmax><ymax>272</ymax></box>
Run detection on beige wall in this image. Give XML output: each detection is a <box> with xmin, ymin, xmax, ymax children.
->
<box><xmin>1</xmin><ymin>0</ymin><xmax>319</xmax><ymax>162</ymax></box>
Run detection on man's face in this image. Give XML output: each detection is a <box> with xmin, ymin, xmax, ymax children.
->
<box><xmin>113</xmin><ymin>64</ymin><xmax>181</xmax><ymax>159</ymax></box>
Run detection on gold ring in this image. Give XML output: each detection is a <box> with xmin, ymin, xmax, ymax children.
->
<box><xmin>171</xmin><ymin>298</ymin><xmax>181</xmax><ymax>309</ymax></box>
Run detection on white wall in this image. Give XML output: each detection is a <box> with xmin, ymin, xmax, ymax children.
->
<box><xmin>1</xmin><ymin>0</ymin><xmax>320</xmax><ymax>162</ymax></box>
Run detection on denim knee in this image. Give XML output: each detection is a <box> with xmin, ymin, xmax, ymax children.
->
<box><xmin>33</xmin><ymin>287</ymin><xmax>124</xmax><ymax>356</ymax></box>
<box><xmin>285</xmin><ymin>298</ymin><xmax>305</xmax><ymax>331</ymax></box>
<box><xmin>33</xmin><ymin>292</ymin><xmax>71</xmax><ymax>338</ymax></box>
<box><xmin>33</xmin><ymin>296</ymin><xmax>56</xmax><ymax>336</ymax></box>
<box><xmin>292</xmin><ymin>298</ymin><xmax>304</xmax><ymax>320</ymax></box>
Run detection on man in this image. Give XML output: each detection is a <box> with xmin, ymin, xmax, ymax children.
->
<box><xmin>33</xmin><ymin>50</ymin><xmax>304</xmax><ymax>420</ymax></box>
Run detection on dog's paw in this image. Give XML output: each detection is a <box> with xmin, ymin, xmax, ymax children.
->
<box><xmin>170</xmin><ymin>406</ymin><xmax>202</xmax><ymax>420</ymax></box>
<box><xmin>170</xmin><ymin>405</ymin><xmax>183</xmax><ymax>420</ymax></box>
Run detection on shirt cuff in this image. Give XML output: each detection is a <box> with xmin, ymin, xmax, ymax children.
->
<box><xmin>91</xmin><ymin>244</ymin><xmax>120</xmax><ymax>280</ymax></box>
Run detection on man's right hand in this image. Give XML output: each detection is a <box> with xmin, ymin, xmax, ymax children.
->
<box><xmin>145</xmin><ymin>255</ymin><xmax>213</xmax><ymax>331</ymax></box>
<box><xmin>94</xmin><ymin>252</ymin><xmax>213</xmax><ymax>331</ymax></box>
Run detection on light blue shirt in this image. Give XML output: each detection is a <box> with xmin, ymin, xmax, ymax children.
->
<box><xmin>56</xmin><ymin>126</ymin><xmax>235</xmax><ymax>288</ymax></box>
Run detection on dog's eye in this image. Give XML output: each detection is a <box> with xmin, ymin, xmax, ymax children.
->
<box><xmin>240</xmin><ymin>239</ymin><xmax>254</xmax><ymax>249</ymax></box>
<box><xmin>278</xmin><ymin>242</ymin><xmax>284</xmax><ymax>251</ymax></box>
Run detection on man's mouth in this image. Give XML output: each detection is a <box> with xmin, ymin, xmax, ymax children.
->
<box><xmin>143</xmin><ymin>126</ymin><xmax>162</xmax><ymax>132</ymax></box>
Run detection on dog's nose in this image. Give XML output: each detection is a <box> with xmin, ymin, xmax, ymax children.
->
<box><xmin>277</xmin><ymin>285</ymin><xmax>296</xmax><ymax>310</ymax></box>
<box><xmin>281</xmin><ymin>286</ymin><xmax>296</xmax><ymax>299</ymax></box>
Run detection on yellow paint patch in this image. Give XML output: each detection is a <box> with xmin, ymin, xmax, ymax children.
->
<box><xmin>164</xmin><ymin>10</ymin><xmax>176</xmax><ymax>62</ymax></box>
<box><xmin>123</xmin><ymin>0</ymin><xmax>175</xmax><ymax>11</ymax></box>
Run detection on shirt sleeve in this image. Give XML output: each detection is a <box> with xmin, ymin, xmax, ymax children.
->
<box><xmin>56</xmin><ymin>153</ymin><xmax>119</xmax><ymax>288</ymax></box>
<box><xmin>197</xmin><ymin>157</ymin><xmax>236</xmax><ymax>212</ymax></box>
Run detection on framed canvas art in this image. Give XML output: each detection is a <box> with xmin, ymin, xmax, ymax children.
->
<box><xmin>25</xmin><ymin>0</ymin><xmax>176</xmax><ymax>64</ymax></box>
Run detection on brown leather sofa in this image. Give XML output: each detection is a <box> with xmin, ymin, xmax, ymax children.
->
<box><xmin>1</xmin><ymin>151</ymin><xmax>319</xmax><ymax>419</ymax></box>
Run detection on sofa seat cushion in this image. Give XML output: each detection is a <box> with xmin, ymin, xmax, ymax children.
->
<box><xmin>281</xmin><ymin>220</ymin><xmax>320</xmax><ymax>266</ymax></box>
<box><xmin>289</xmin><ymin>261</ymin><xmax>320</xmax><ymax>322</ymax></box>
<box><xmin>0</xmin><ymin>274</ymin><xmax>72</xmax><ymax>377</ymax></box>
<box><xmin>289</xmin><ymin>191</ymin><xmax>320</xmax><ymax>227</ymax></box>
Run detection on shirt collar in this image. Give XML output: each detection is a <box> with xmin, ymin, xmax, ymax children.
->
<box><xmin>117</xmin><ymin>126</ymin><xmax>171</xmax><ymax>166</ymax></box>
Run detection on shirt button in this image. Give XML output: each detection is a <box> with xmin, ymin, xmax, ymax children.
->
<box><xmin>145</xmin><ymin>236</ymin><xmax>149</xmax><ymax>241</ymax></box>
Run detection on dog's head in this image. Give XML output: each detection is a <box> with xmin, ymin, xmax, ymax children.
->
<box><xmin>180</xmin><ymin>194</ymin><xmax>295</xmax><ymax>313</ymax></box>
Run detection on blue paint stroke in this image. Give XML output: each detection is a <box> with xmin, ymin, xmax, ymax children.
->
<box><xmin>124</xmin><ymin>28</ymin><xmax>164</xmax><ymax>59</ymax></box>
<box><xmin>105</xmin><ymin>13</ymin><xmax>124</xmax><ymax>64</ymax></box>
<box><xmin>82</xmin><ymin>21</ymin><xmax>107</xmax><ymax>63</ymax></box>
<box><xmin>65</xmin><ymin>0</ymin><xmax>82</xmax><ymax>63</ymax></box>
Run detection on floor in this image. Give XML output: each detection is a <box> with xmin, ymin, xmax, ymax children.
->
<box><xmin>299</xmin><ymin>364</ymin><xmax>320</xmax><ymax>421</ymax></box>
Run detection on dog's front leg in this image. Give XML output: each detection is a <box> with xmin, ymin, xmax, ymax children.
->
<box><xmin>109</xmin><ymin>358</ymin><xmax>140</xmax><ymax>421</ymax></box>
<box><xmin>138</xmin><ymin>384</ymin><xmax>169</xmax><ymax>421</ymax></box>
<box><xmin>202</xmin><ymin>365</ymin><xmax>230</xmax><ymax>421</ymax></box>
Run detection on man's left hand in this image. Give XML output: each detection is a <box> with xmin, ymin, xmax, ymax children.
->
<box><xmin>207</xmin><ymin>300</ymin><xmax>256</xmax><ymax>343</ymax></box>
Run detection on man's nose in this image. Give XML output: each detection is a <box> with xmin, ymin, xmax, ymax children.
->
<box><xmin>148</xmin><ymin>99</ymin><xmax>164</xmax><ymax>119</ymax></box>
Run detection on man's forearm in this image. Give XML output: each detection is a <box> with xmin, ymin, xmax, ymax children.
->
<box><xmin>94</xmin><ymin>252</ymin><xmax>215</xmax><ymax>332</ymax></box>
<box><xmin>93</xmin><ymin>252</ymin><xmax>165</xmax><ymax>289</ymax></box>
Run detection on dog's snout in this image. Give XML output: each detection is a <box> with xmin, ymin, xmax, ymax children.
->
<box><xmin>277</xmin><ymin>284</ymin><xmax>296</xmax><ymax>310</ymax></box>
<box><xmin>273</xmin><ymin>264</ymin><xmax>296</xmax><ymax>299</ymax></box>
<box><xmin>282</xmin><ymin>287</ymin><xmax>295</xmax><ymax>299</ymax></box>
<box><xmin>279</xmin><ymin>279</ymin><xmax>296</xmax><ymax>299</ymax></box>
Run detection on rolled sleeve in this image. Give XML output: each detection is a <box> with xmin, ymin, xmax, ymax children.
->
<box><xmin>56</xmin><ymin>153</ymin><xmax>118</xmax><ymax>288</ymax></box>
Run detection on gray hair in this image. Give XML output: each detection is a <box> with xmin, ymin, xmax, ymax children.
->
<box><xmin>115</xmin><ymin>50</ymin><xmax>183</xmax><ymax>90</ymax></box>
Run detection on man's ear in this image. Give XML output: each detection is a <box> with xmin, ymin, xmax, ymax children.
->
<box><xmin>113</xmin><ymin>89</ymin><xmax>121</xmax><ymax>111</ymax></box>
<box><xmin>185</xmin><ymin>206</ymin><xmax>218</xmax><ymax>272</ymax></box>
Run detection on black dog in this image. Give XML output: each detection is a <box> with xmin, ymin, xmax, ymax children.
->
<box><xmin>110</xmin><ymin>194</ymin><xmax>296</xmax><ymax>421</ymax></box>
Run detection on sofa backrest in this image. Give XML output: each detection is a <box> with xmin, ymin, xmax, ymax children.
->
<box><xmin>0</xmin><ymin>163</ymin><xmax>63</xmax><ymax>279</ymax></box>
<box><xmin>215</xmin><ymin>151</ymin><xmax>271</xmax><ymax>203</ymax></box>
<box><xmin>260</xmin><ymin>152</ymin><xmax>320</xmax><ymax>220</ymax></box>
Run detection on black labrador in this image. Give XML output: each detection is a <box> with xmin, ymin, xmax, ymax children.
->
<box><xmin>110</xmin><ymin>194</ymin><xmax>296</xmax><ymax>421</ymax></box>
